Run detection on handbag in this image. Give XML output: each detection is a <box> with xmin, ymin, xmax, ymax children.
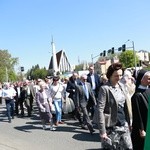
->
<box><xmin>69</xmin><ymin>98</ymin><xmax>75</xmax><ymax>111</ymax></box>
<box><xmin>51</xmin><ymin>103</ymin><xmax>56</xmax><ymax>114</ymax></box>
<box><xmin>62</xmin><ymin>97</ymin><xmax>75</xmax><ymax>114</ymax></box>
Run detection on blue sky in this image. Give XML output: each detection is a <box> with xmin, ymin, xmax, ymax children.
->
<box><xmin>0</xmin><ymin>0</ymin><xmax>150</xmax><ymax>72</ymax></box>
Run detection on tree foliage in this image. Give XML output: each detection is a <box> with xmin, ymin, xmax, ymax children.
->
<box><xmin>118</xmin><ymin>50</ymin><xmax>139</xmax><ymax>68</ymax></box>
<box><xmin>74</xmin><ymin>63</ymin><xmax>84</xmax><ymax>71</ymax></box>
<box><xmin>0</xmin><ymin>50</ymin><xmax>18</xmax><ymax>82</ymax></box>
<box><xmin>26</xmin><ymin>65</ymin><xmax>48</xmax><ymax>80</ymax></box>
<box><xmin>75</xmin><ymin>61</ymin><xmax>91</xmax><ymax>71</ymax></box>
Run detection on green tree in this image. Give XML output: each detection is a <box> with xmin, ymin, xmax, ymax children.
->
<box><xmin>26</xmin><ymin>65</ymin><xmax>48</xmax><ymax>80</ymax></box>
<box><xmin>75</xmin><ymin>63</ymin><xmax>84</xmax><ymax>71</ymax></box>
<box><xmin>118</xmin><ymin>50</ymin><xmax>139</xmax><ymax>68</ymax></box>
<box><xmin>0</xmin><ymin>50</ymin><xmax>18</xmax><ymax>82</ymax></box>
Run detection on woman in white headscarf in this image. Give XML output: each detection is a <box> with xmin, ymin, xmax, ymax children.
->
<box><xmin>121</xmin><ymin>69</ymin><xmax>135</xmax><ymax>96</ymax></box>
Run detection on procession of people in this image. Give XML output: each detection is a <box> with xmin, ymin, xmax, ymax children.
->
<box><xmin>0</xmin><ymin>64</ymin><xmax>150</xmax><ymax>150</ymax></box>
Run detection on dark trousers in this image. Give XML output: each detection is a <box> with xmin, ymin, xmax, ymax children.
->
<box><xmin>72</xmin><ymin>96</ymin><xmax>82</xmax><ymax>124</ymax></box>
<box><xmin>20</xmin><ymin>98</ymin><xmax>32</xmax><ymax>117</ymax></box>
<box><xmin>86</xmin><ymin>99</ymin><xmax>95</xmax><ymax>119</ymax></box>
<box><xmin>81</xmin><ymin>106</ymin><xmax>93</xmax><ymax>132</ymax></box>
<box><xmin>15</xmin><ymin>98</ymin><xmax>21</xmax><ymax>115</ymax></box>
<box><xmin>74</xmin><ymin>107</ymin><xmax>83</xmax><ymax>124</ymax></box>
<box><xmin>5</xmin><ymin>99</ymin><xmax>14</xmax><ymax>120</ymax></box>
<box><xmin>0</xmin><ymin>97</ymin><xmax>2</xmax><ymax>104</ymax></box>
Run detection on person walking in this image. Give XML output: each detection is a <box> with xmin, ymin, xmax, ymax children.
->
<box><xmin>75</xmin><ymin>74</ymin><xmax>96</xmax><ymax>134</ymax></box>
<box><xmin>20</xmin><ymin>81</ymin><xmax>33</xmax><ymax>117</ymax></box>
<box><xmin>87</xmin><ymin>65</ymin><xmax>101</xmax><ymax>99</ymax></box>
<box><xmin>87</xmin><ymin>65</ymin><xmax>101</xmax><ymax>118</ymax></box>
<box><xmin>97</xmin><ymin>62</ymin><xmax>133</xmax><ymax>149</ymax></box>
<box><xmin>49</xmin><ymin>76</ymin><xmax>66</xmax><ymax>126</ymax></box>
<box><xmin>131</xmin><ymin>69</ymin><xmax>150</xmax><ymax>150</ymax></box>
<box><xmin>14</xmin><ymin>82</ymin><xmax>22</xmax><ymax>116</ymax></box>
<box><xmin>36</xmin><ymin>81</ymin><xmax>56</xmax><ymax>131</ymax></box>
<box><xmin>66</xmin><ymin>72</ymin><xmax>83</xmax><ymax>125</ymax></box>
<box><xmin>2</xmin><ymin>82</ymin><xmax>16</xmax><ymax>123</ymax></box>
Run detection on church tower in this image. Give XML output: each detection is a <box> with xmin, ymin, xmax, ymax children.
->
<box><xmin>51</xmin><ymin>36</ymin><xmax>58</xmax><ymax>76</ymax></box>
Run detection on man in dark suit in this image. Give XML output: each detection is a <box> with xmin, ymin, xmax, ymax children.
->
<box><xmin>66</xmin><ymin>72</ymin><xmax>83</xmax><ymax>124</ymax></box>
<box><xmin>75</xmin><ymin>74</ymin><xmax>96</xmax><ymax>134</ymax></box>
<box><xmin>87</xmin><ymin>65</ymin><xmax>101</xmax><ymax>98</ymax></box>
<box><xmin>20</xmin><ymin>81</ymin><xmax>34</xmax><ymax>117</ymax></box>
<box><xmin>14</xmin><ymin>82</ymin><xmax>22</xmax><ymax>116</ymax></box>
<box><xmin>87</xmin><ymin>65</ymin><xmax>101</xmax><ymax>118</ymax></box>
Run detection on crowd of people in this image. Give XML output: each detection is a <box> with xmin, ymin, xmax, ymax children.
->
<box><xmin>0</xmin><ymin>63</ymin><xmax>150</xmax><ymax>150</ymax></box>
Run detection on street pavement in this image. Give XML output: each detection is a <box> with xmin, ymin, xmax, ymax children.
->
<box><xmin>0</xmin><ymin>101</ymin><xmax>102</xmax><ymax>150</ymax></box>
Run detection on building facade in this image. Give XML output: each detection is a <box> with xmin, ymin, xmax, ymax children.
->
<box><xmin>49</xmin><ymin>50</ymin><xmax>72</xmax><ymax>75</ymax></box>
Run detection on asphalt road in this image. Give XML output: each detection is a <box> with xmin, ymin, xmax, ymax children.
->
<box><xmin>0</xmin><ymin>101</ymin><xmax>102</xmax><ymax>150</ymax></box>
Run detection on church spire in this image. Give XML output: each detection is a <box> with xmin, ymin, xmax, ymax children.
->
<box><xmin>51</xmin><ymin>36</ymin><xmax>58</xmax><ymax>76</ymax></box>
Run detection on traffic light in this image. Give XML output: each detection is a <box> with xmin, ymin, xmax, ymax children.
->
<box><xmin>21</xmin><ymin>66</ymin><xmax>24</xmax><ymax>72</ymax></box>
<box><xmin>103</xmin><ymin>50</ymin><xmax>106</xmax><ymax>56</ymax></box>
<box><xmin>118</xmin><ymin>47</ymin><xmax>122</xmax><ymax>51</ymax></box>
<box><xmin>111</xmin><ymin>47</ymin><xmax>114</xmax><ymax>54</ymax></box>
<box><xmin>122</xmin><ymin>44</ymin><xmax>126</xmax><ymax>52</ymax></box>
<box><xmin>108</xmin><ymin>49</ymin><xmax>112</xmax><ymax>53</ymax></box>
<box><xmin>100</xmin><ymin>52</ymin><xmax>103</xmax><ymax>56</ymax></box>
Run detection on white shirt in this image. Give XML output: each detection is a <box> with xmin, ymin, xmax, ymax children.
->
<box><xmin>17</xmin><ymin>87</ymin><xmax>21</xmax><ymax>98</ymax></box>
<box><xmin>50</xmin><ymin>83</ymin><xmax>65</xmax><ymax>99</ymax></box>
<box><xmin>2</xmin><ymin>87</ymin><xmax>16</xmax><ymax>100</ymax></box>
<box><xmin>91</xmin><ymin>74</ymin><xmax>96</xmax><ymax>90</ymax></box>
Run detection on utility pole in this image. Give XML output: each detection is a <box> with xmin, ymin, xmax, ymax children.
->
<box><xmin>91</xmin><ymin>54</ymin><xmax>93</xmax><ymax>64</ymax></box>
<box><xmin>132</xmin><ymin>41</ymin><xmax>137</xmax><ymax>70</ymax></box>
<box><xmin>125</xmin><ymin>39</ymin><xmax>137</xmax><ymax>70</ymax></box>
<box><xmin>5</xmin><ymin>67</ymin><xmax>8</xmax><ymax>82</ymax></box>
<box><xmin>91</xmin><ymin>54</ymin><xmax>100</xmax><ymax>65</ymax></box>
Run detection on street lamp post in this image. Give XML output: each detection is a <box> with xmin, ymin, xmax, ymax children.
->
<box><xmin>5</xmin><ymin>67</ymin><xmax>8</xmax><ymax>82</ymax></box>
<box><xmin>126</xmin><ymin>39</ymin><xmax>137</xmax><ymax>70</ymax></box>
<box><xmin>132</xmin><ymin>41</ymin><xmax>137</xmax><ymax>71</ymax></box>
<box><xmin>91</xmin><ymin>54</ymin><xmax>100</xmax><ymax>65</ymax></box>
<box><xmin>91</xmin><ymin>54</ymin><xmax>93</xmax><ymax>64</ymax></box>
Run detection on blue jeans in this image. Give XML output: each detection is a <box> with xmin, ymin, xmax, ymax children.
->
<box><xmin>5</xmin><ymin>99</ymin><xmax>14</xmax><ymax>120</ymax></box>
<box><xmin>53</xmin><ymin>99</ymin><xmax>62</xmax><ymax>122</ymax></box>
